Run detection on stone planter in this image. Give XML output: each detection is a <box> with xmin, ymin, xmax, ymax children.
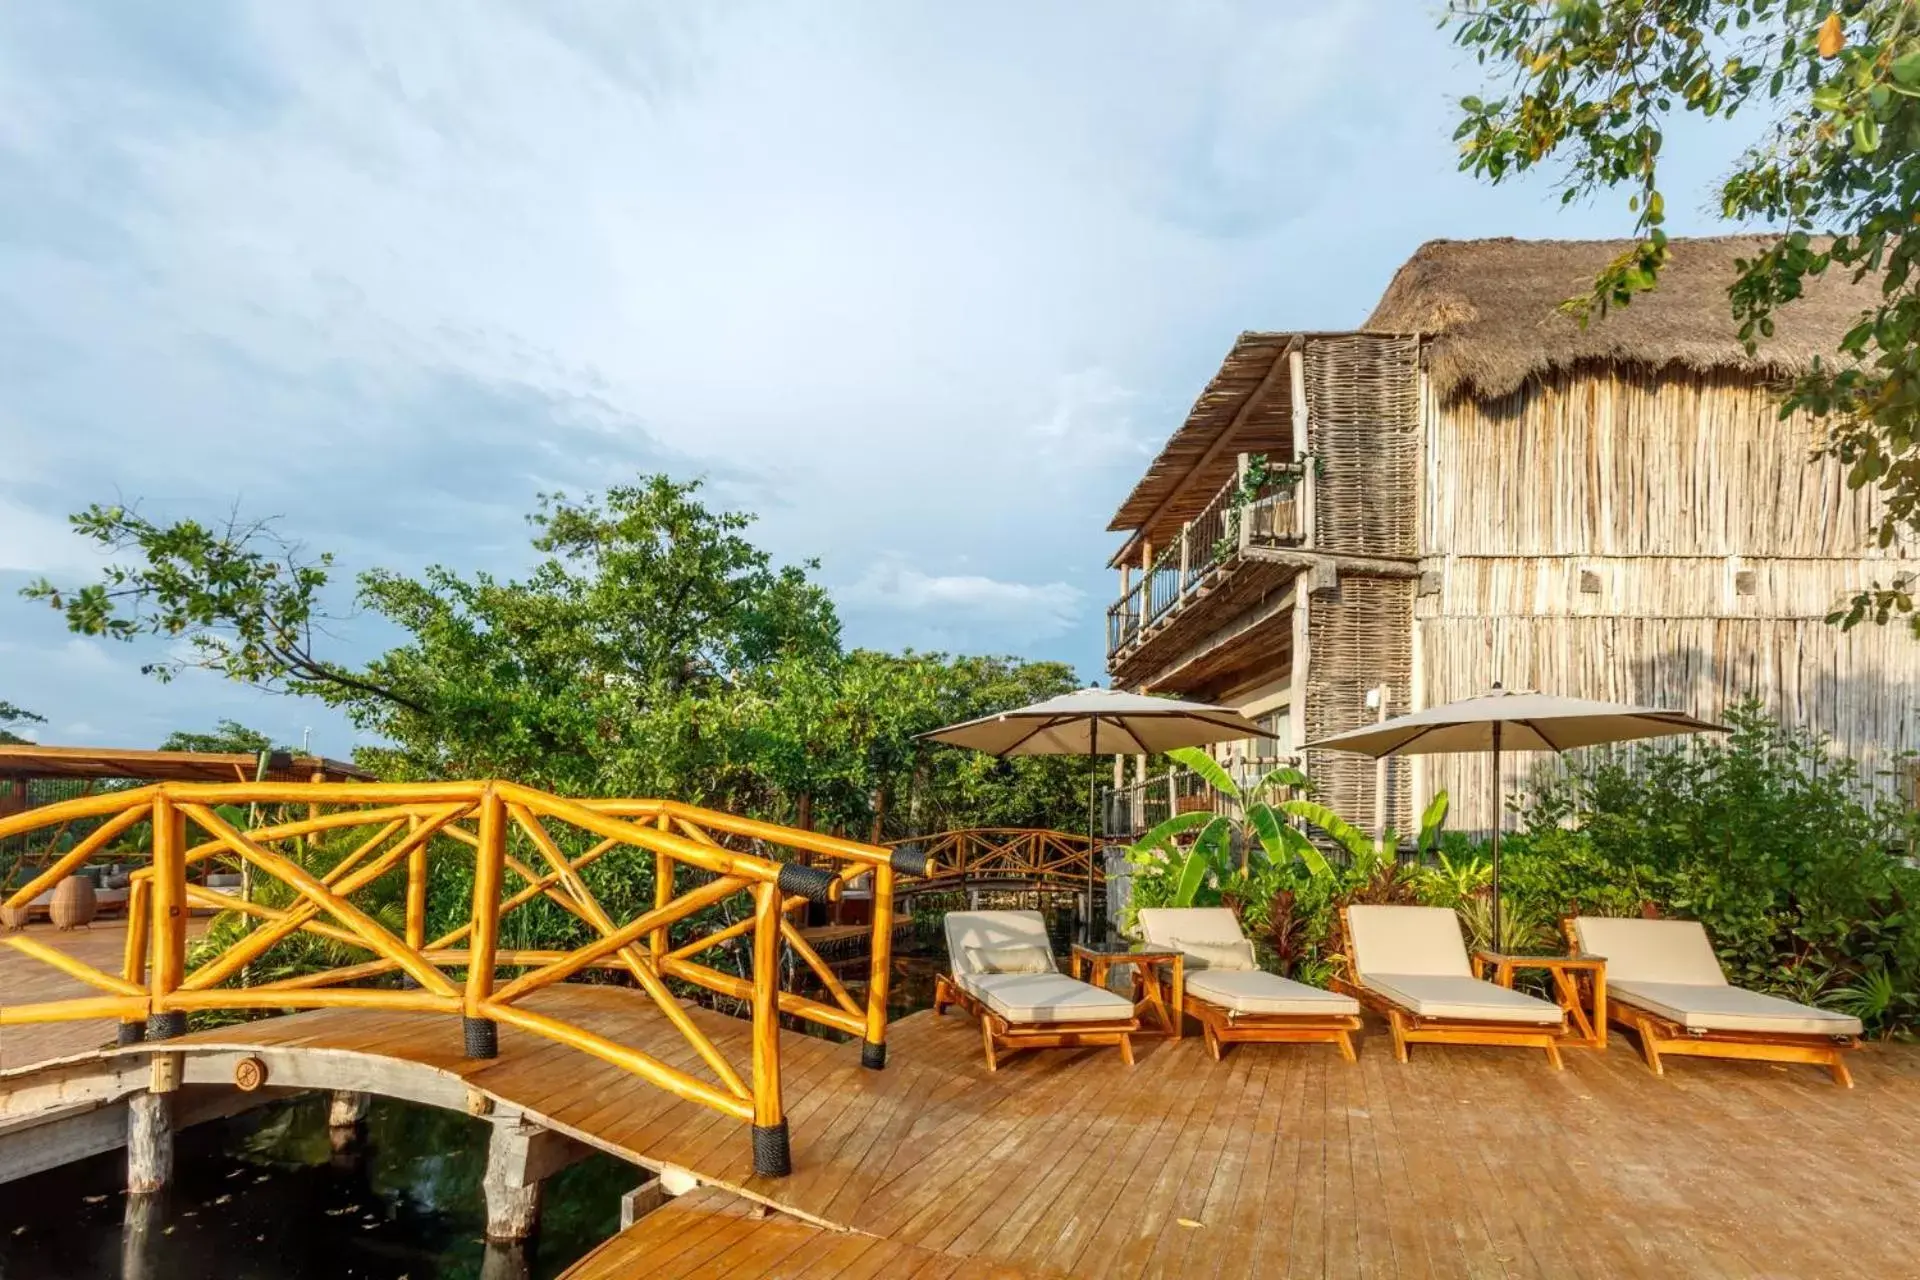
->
<box><xmin>50</xmin><ymin>874</ymin><xmax>98</xmax><ymax>930</ymax></box>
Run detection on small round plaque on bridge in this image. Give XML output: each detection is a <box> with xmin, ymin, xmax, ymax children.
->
<box><xmin>233</xmin><ymin>1056</ymin><xmax>269</xmax><ymax>1092</ymax></box>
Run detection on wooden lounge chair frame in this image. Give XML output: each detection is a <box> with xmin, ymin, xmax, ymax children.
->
<box><xmin>933</xmin><ymin>972</ymin><xmax>1136</xmax><ymax>1072</ymax></box>
<box><xmin>1560</xmin><ymin>919</ymin><xmax>1861</xmax><ymax>1087</ymax></box>
<box><xmin>1139</xmin><ymin>960</ymin><xmax>1361</xmax><ymax>1062</ymax></box>
<box><xmin>1332</xmin><ymin>906</ymin><xmax>1567</xmax><ymax>1069</ymax></box>
<box><xmin>1128</xmin><ymin>908</ymin><xmax>1361</xmax><ymax>1063</ymax></box>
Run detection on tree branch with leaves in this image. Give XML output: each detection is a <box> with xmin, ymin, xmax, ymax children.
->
<box><xmin>1450</xmin><ymin>0</ymin><xmax>1920</xmax><ymax>631</ymax></box>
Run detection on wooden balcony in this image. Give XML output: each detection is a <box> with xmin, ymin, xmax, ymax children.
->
<box><xmin>1106</xmin><ymin>458</ymin><xmax>1310</xmax><ymax>676</ymax></box>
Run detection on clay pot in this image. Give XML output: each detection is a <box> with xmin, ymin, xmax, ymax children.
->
<box><xmin>49</xmin><ymin>875</ymin><xmax>97</xmax><ymax>930</ymax></box>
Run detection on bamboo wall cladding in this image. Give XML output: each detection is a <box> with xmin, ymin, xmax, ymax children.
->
<box><xmin>1414</xmin><ymin>614</ymin><xmax>1920</xmax><ymax>829</ymax></box>
<box><xmin>1307</xmin><ymin>333</ymin><xmax>1421</xmax><ymax>559</ymax></box>
<box><xmin>1305</xmin><ymin>576</ymin><xmax>1415</xmax><ymax>832</ymax></box>
<box><xmin>0</xmin><ymin>783</ymin><xmax>917</xmax><ymax>1178</ymax></box>
<box><xmin>1423</xmin><ymin>364</ymin><xmax>1912</xmax><ymax>560</ymax></box>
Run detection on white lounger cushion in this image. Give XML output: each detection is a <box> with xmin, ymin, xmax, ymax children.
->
<box><xmin>1345</xmin><ymin>905</ymin><xmax>1473</xmax><ymax>977</ymax></box>
<box><xmin>1138</xmin><ymin>907</ymin><xmax>1256</xmax><ymax>969</ymax></box>
<box><xmin>1186</xmin><ymin>970</ymin><xmax>1360</xmax><ymax>1017</ymax></box>
<box><xmin>1362</xmin><ymin>974</ymin><xmax>1564</xmax><ymax>1025</ymax></box>
<box><xmin>1570</xmin><ymin>917</ymin><xmax>1726</xmax><ymax>985</ymax></box>
<box><xmin>1609</xmin><ymin>980</ymin><xmax>1863</xmax><ymax>1038</ymax></box>
<box><xmin>945</xmin><ymin>910</ymin><xmax>1058</xmax><ymax>976</ymax></box>
<box><xmin>961</xmin><ymin>972</ymin><xmax>1136</xmax><ymax>1024</ymax></box>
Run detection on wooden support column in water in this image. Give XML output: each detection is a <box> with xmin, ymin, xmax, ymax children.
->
<box><xmin>480</xmin><ymin>1117</ymin><xmax>593</xmax><ymax>1242</ymax></box>
<box><xmin>126</xmin><ymin>1091</ymin><xmax>172</xmax><ymax>1195</ymax></box>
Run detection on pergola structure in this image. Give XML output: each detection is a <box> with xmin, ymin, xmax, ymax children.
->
<box><xmin>0</xmin><ymin>745</ymin><xmax>372</xmax><ymax>822</ymax></box>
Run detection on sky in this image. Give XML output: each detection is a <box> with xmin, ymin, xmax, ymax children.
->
<box><xmin>0</xmin><ymin>2</ymin><xmax>1760</xmax><ymax>755</ymax></box>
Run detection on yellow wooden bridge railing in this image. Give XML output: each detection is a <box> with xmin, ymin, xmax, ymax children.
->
<box><xmin>886</xmin><ymin>828</ymin><xmax>1096</xmax><ymax>895</ymax></box>
<box><xmin>0</xmin><ymin>782</ymin><xmax>935</xmax><ymax>1177</ymax></box>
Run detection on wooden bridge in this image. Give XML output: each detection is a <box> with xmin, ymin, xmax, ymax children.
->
<box><xmin>885</xmin><ymin>829</ymin><xmax>1098</xmax><ymax>898</ymax></box>
<box><xmin>0</xmin><ymin>780</ymin><xmax>931</xmax><ymax>1182</ymax></box>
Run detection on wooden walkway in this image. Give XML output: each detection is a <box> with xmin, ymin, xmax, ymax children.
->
<box><xmin>37</xmin><ymin>981</ymin><xmax>1920</xmax><ymax>1278</ymax></box>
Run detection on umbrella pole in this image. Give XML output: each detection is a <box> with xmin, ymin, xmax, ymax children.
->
<box><xmin>1085</xmin><ymin>718</ymin><xmax>1100</xmax><ymax>944</ymax></box>
<box><xmin>1490</xmin><ymin>722</ymin><xmax>1502</xmax><ymax>953</ymax></box>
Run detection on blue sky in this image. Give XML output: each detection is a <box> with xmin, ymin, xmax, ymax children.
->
<box><xmin>0</xmin><ymin>2</ymin><xmax>1757</xmax><ymax>754</ymax></box>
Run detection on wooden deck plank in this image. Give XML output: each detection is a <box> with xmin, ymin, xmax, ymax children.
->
<box><xmin>12</xmin><ymin>970</ymin><xmax>1920</xmax><ymax>1278</ymax></box>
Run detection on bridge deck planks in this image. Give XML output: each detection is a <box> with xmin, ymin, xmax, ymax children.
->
<box><xmin>9</xmin><ymin>977</ymin><xmax>1920</xmax><ymax>1276</ymax></box>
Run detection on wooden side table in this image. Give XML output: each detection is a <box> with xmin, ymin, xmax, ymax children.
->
<box><xmin>1070</xmin><ymin>944</ymin><xmax>1184</xmax><ymax>1039</ymax></box>
<box><xmin>1473</xmin><ymin>951</ymin><xmax>1608</xmax><ymax>1049</ymax></box>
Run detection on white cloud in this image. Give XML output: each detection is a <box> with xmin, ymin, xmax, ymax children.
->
<box><xmin>840</xmin><ymin>556</ymin><xmax>1082</xmax><ymax>643</ymax></box>
<box><xmin>0</xmin><ymin>2</ymin><xmax>1760</xmax><ymax>739</ymax></box>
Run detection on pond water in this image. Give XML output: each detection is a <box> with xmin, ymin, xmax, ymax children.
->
<box><xmin>0</xmin><ymin>949</ymin><xmax>961</xmax><ymax>1280</ymax></box>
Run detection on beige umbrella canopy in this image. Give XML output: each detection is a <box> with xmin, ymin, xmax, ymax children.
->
<box><xmin>1306</xmin><ymin>686</ymin><xmax>1727</xmax><ymax>946</ymax></box>
<box><xmin>922</xmin><ymin>688</ymin><xmax>1265</xmax><ymax>939</ymax></box>
<box><xmin>922</xmin><ymin>688</ymin><xmax>1267</xmax><ymax>757</ymax></box>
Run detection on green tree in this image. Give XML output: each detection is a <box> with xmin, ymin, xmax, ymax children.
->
<box><xmin>1449</xmin><ymin>0</ymin><xmax>1920</xmax><ymax>630</ymax></box>
<box><xmin>0</xmin><ymin>700</ymin><xmax>44</xmax><ymax>746</ymax></box>
<box><xmin>21</xmin><ymin>477</ymin><xmax>1087</xmax><ymax>836</ymax></box>
<box><xmin>158</xmin><ymin>720</ymin><xmax>286</xmax><ymax>755</ymax></box>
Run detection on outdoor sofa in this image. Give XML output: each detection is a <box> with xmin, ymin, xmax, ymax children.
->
<box><xmin>1567</xmin><ymin>916</ymin><xmax>1863</xmax><ymax>1086</ymax></box>
<box><xmin>933</xmin><ymin>910</ymin><xmax>1138</xmax><ymax>1070</ymax></box>
<box><xmin>1136</xmin><ymin>907</ymin><xmax>1360</xmax><ymax>1061</ymax></box>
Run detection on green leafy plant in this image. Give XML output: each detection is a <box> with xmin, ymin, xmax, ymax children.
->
<box><xmin>1449</xmin><ymin>0</ymin><xmax>1920</xmax><ymax>634</ymax></box>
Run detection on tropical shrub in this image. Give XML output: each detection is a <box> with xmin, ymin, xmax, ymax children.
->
<box><xmin>1119</xmin><ymin>705</ymin><xmax>1920</xmax><ymax>1038</ymax></box>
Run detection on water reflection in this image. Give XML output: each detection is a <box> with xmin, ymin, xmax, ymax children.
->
<box><xmin>0</xmin><ymin>940</ymin><xmax>967</xmax><ymax>1280</ymax></box>
<box><xmin>0</xmin><ymin>1094</ymin><xmax>629</xmax><ymax>1280</ymax></box>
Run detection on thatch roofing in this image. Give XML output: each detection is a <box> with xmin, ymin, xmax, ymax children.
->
<box><xmin>1366</xmin><ymin>235</ymin><xmax>1877</xmax><ymax>401</ymax></box>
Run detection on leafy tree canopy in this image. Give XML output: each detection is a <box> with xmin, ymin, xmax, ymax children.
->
<box><xmin>1449</xmin><ymin>0</ymin><xmax>1920</xmax><ymax>630</ymax></box>
<box><xmin>0</xmin><ymin>700</ymin><xmax>45</xmax><ymax>746</ymax></box>
<box><xmin>24</xmin><ymin>476</ymin><xmax>1087</xmax><ymax>837</ymax></box>
<box><xmin>157</xmin><ymin>720</ymin><xmax>289</xmax><ymax>756</ymax></box>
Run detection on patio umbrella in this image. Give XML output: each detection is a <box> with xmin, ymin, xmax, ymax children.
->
<box><xmin>922</xmin><ymin>688</ymin><xmax>1265</xmax><ymax>940</ymax></box>
<box><xmin>1305</xmin><ymin>685</ymin><xmax>1726</xmax><ymax>948</ymax></box>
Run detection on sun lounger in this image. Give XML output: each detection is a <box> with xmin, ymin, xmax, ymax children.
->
<box><xmin>1136</xmin><ymin>907</ymin><xmax>1361</xmax><ymax>1061</ymax></box>
<box><xmin>933</xmin><ymin>910</ymin><xmax>1138</xmax><ymax>1070</ymax></box>
<box><xmin>1567</xmin><ymin>916</ymin><xmax>1863</xmax><ymax>1086</ymax></box>
<box><xmin>1336</xmin><ymin>904</ymin><xmax>1568</xmax><ymax>1067</ymax></box>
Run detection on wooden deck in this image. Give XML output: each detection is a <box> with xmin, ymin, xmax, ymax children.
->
<box><xmin>0</xmin><ymin>919</ymin><xmax>206</xmax><ymax>1071</ymax></box>
<box><xmin>24</xmin><ymin>980</ymin><xmax>1917</xmax><ymax>1278</ymax></box>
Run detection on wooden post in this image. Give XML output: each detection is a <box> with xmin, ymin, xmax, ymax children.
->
<box><xmin>405</xmin><ymin>840</ymin><xmax>429</xmax><ymax>952</ymax></box>
<box><xmin>1138</xmin><ymin>540</ymin><xmax>1152</xmax><ymax>626</ymax></box>
<box><xmin>147</xmin><ymin>794</ymin><xmax>185</xmax><ymax>1044</ymax></box>
<box><xmin>119</xmin><ymin>876</ymin><xmax>151</xmax><ymax>1044</ymax></box>
<box><xmin>328</xmin><ymin>1090</ymin><xmax>370</xmax><ymax>1129</ymax></box>
<box><xmin>306</xmin><ymin>768</ymin><xmax>326</xmax><ymax>848</ymax></box>
<box><xmin>127</xmin><ymin>1091</ymin><xmax>172</xmax><ymax>1194</ymax></box>
<box><xmin>464</xmin><ymin>788</ymin><xmax>505</xmax><ymax>1059</ymax></box>
<box><xmin>651</xmin><ymin>813</ymin><xmax>674</xmax><ymax>966</ymax></box>
<box><xmin>122</xmin><ymin>1188</ymin><xmax>163</xmax><ymax>1280</ymax></box>
<box><xmin>482</xmin><ymin>1119</ymin><xmax>543</xmax><ymax>1242</ymax></box>
<box><xmin>862</xmin><ymin>862</ymin><xmax>895</xmax><ymax>1071</ymax></box>
<box><xmin>1177</xmin><ymin>521</ymin><xmax>1191</xmax><ymax>592</ymax></box>
<box><xmin>748</xmin><ymin>879</ymin><xmax>788</xmax><ymax>1176</ymax></box>
<box><xmin>1236</xmin><ymin>452</ymin><xmax>1251</xmax><ymax>553</ymax></box>
<box><xmin>1289</xmin><ymin>344</ymin><xmax>1314</xmax><ymax>547</ymax></box>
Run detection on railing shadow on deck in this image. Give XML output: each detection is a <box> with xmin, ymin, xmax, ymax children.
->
<box><xmin>0</xmin><ymin>782</ymin><xmax>935</xmax><ymax>1177</ymax></box>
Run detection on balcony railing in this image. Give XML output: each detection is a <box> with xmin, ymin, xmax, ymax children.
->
<box><xmin>1106</xmin><ymin>458</ymin><xmax>1307</xmax><ymax>658</ymax></box>
<box><xmin>1101</xmin><ymin>756</ymin><xmax>1300</xmax><ymax>839</ymax></box>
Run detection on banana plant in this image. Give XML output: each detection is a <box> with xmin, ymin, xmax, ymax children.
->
<box><xmin>1127</xmin><ymin>748</ymin><xmax>1450</xmax><ymax>908</ymax></box>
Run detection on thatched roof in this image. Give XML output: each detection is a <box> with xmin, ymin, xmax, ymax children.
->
<box><xmin>1366</xmin><ymin>235</ymin><xmax>1877</xmax><ymax>401</ymax></box>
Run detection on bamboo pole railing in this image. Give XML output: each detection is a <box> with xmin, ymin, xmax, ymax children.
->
<box><xmin>0</xmin><ymin>782</ymin><xmax>936</xmax><ymax>1177</ymax></box>
<box><xmin>887</xmin><ymin>829</ymin><xmax>1097</xmax><ymax>896</ymax></box>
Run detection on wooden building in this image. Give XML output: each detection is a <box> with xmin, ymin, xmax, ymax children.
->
<box><xmin>1104</xmin><ymin>236</ymin><xmax>1918</xmax><ymax>831</ymax></box>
